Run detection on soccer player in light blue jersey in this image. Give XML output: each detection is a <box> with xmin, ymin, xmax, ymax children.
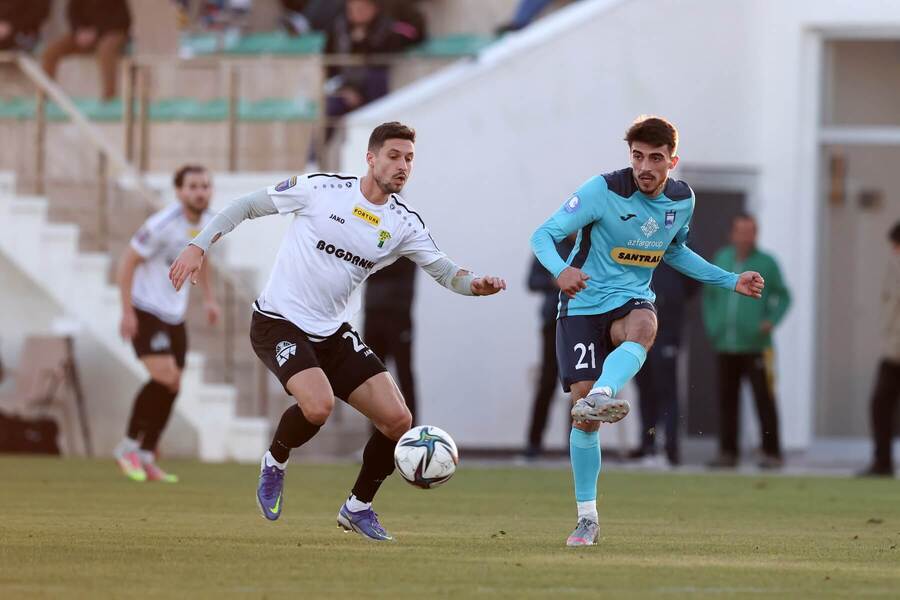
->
<box><xmin>530</xmin><ymin>116</ymin><xmax>766</xmax><ymax>547</ymax></box>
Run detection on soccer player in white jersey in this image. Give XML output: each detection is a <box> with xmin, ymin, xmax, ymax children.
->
<box><xmin>114</xmin><ymin>165</ymin><xmax>221</xmax><ymax>483</ymax></box>
<box><xmin>169</xmin><ymin>122</ymin><xmax>506</xmax><ymax>541</ymax></box>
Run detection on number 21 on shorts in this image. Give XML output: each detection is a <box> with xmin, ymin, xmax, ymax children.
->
<box><xmin>574</xmin><ymin>342</ymin><xmax>596</xmax><ymax>370</ymax></box>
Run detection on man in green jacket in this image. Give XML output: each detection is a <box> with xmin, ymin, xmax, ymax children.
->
<box><xmin>703</xmin><ymin>214</ymin><xmax>791</xmax><ymax>469</ymax></box>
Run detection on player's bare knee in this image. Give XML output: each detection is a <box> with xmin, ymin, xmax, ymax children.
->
<box><xmin>382</xmin><ymin>406</ymin><xmax>412</xmax><ymax>440</ymax></box>
<box><xmin>152</xmin><ymin>371</ymin><xmax>180</xmax><ymax>393</ymax></box>
<box><xmin>298</xmin><ymin>392</ymin><xmax>334</xmax><ymax>425</ymax></box>
<box><xmin>628</xmin><ymin>313</ymin><xmax>657</xmax><ymax>349</ymax></box>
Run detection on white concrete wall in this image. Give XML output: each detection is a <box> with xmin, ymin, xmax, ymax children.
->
<box><xmin>0</xmin><ymin>254</ymin><xmax>197</xmax><ymax>457</ymax></box>
<box><xmin>339</xmin><ymin>0</ymin><xmax>900</xmax><ymax>449</ymax></box>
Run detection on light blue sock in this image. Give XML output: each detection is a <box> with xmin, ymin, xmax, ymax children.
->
<box><xmin>594</xmin><ymin>341</ymin><xmax>647</xmax><ymax>396</ymax></box>
<box><xmin>570</xmin><ymin>427</ymin><xmax>601</xmax><ymax>502</ymax></box>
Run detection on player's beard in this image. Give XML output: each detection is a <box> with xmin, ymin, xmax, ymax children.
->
<box><xmin>635</xmin><ymin>172</ymin><xmax>664</xmax><ymax>197</ymax></box>
<box><xmin>182</xmin><ymin>198</ymin><xmax>208</xmax><ymax>219</ymax></box>
<box><xmin>375</xmin><ymin>173</ymin><xmax>406</xmax><ymax>194</ymax></box>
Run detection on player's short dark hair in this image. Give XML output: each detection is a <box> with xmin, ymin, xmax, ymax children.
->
<box><xmin>625</xmin><ymin>115</ymin><xmax>678</xmax><ymax>155</ymax></box>
<box><xmin>173</xmin><ymin>164</ymin><xmax>209</xmax><ymax>188</ymax></box>
<box><xmin>732</xmin><ymin>213</ymin><xmax>757</xmax><ymax>227</ymax></box>
<box><xmin>889</xmin><ymin>222</ymin><xmax>900</xmax><ymax>245</ymax></box>
<box><xmin>368</xmin><ymin>121</ymin><xmax>416</xmax><ymax>152</ymax></box>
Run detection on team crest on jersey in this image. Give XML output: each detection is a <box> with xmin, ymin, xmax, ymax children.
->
<box><xmin>150</xmin><ymin>332</ymin><xmax>171</xmax><ymax>352</ymax></box>
<box><xmin>274</xmin><ymin>176</ymin><xmax>297</xmax><ymax>192</ymax></box>
<box><xmin>641</xmin><ymin>217</ymin><xmax>659</xmax><ymax>238</ymax></box>
<box><xmin>275</xmin><ymin>341</ymin><xmax>296</xmax><ymax>367</ymax></box>
<box><xmin>665</xmin><ymin>210</ymin><xmax>676</xmax><ymax>229</ymax></box>
<box><xmin>564</xmin><ymin>195</ymin><xmax>580</xmax><ymax>214</ymax></box>
<box><xmin>377</xmin><ymin>230</ymin><xmax>392</xmax><ymax>248</ymax></box>
<box><xmin>135</xmin><ymin>226</ymin><xmax>150</xmax><ymax>244</ymax></box>
<box><xmin>352</xmin><ymin>205</ymin><xmax>381</xmax><ymax>228</ymax></box>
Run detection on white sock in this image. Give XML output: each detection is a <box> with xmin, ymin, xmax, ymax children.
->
<box><xmin>138</xmin><ymin>450</ymin><xmax>155</xmax><ymax>465</ymax></box>
<box><xmin>577</xmin><ymin>500</ymin><xmax>598</xmax><ymax>523</ymax></box>
<box><xmin>345</xmin><ymin>494</ymin><xmax>371</xmax><ymax>513</ymax></box>
<box><xmin>263</xmin><ymin>451</ymin><xmax>288</xmax><ymax>470</ymax></box>
<box><xmin>116</xmin><ymin>437</ymin><xmax>139</xmax><ymax>455</ymax></box>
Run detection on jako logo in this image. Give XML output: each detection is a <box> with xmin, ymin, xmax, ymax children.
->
<box><xmin>329</xmin><ymin>214</ymin><xmax>345</xmax><ymax>224</ymax></box>
<box><xmin>316</xmin><ymin>240</ymin><xmax>376</xmax><ymax>269</ymax></box>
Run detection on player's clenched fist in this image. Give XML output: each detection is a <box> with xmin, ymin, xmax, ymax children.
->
<box><xmin>169</xmin><ymin>244</ymin><xmax>204</xmax><ymax>291</ymax></box>
<box><xmin>556</xmin><ymin>266</ymin><xmax>590</xmax><ymax>299</ymax></box>
<box><xmin>735</xmin><ymin>271</ymin><xmax>765</xmax><ymax>299</ymax></box>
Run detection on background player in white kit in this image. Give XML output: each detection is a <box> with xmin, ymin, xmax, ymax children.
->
<box><xmin>114</xmin><ymin>165</ymin><xmax>221</xmax><ymax>483</ymax></box>
<box><xmin>169</xmin><ymin>122</ymin><xmax>506</xmax><ymax>541</ymax></box>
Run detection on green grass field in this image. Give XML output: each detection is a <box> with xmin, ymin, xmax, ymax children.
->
<box><xmin>1</xmin><ymin>456</ymin><xmax>898</xmax><ymax>599</ymax></box>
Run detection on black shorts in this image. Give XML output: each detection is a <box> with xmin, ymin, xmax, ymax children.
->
<box><xmin>250</xmin><ymin>311</ymin><xmax>387</xmax><ymax>401</ymax></box>
<box><xmin>556</xmin><ymin>298</ymin><xmax>656</xmax><ymax>393</ymax></box>
<box><xmin>131</xmin><ymin>307</ymin><xmax>187</xmax><ymax>369</ymax></box>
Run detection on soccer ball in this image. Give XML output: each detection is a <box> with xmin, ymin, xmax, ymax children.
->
<box><xmin>393</xmin><ymin>425</ymin><xmax>459</xmax><ymax>489</ymax></box>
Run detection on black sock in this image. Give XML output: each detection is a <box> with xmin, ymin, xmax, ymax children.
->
<box><xmin>140</xmin><ymin>384</ymin><xmax>178</xmax><ymax>451</ymax></box>
<box><xmin>268</xmin><ymin>404</ymin><xmax>321</xmax><ymax>463</ymax></box>
<box><xmin>351</xmin><ymin>430</ymin><xmax>397</xmax><ymax>503</ymax></box>
<box><xmin>126</xmin><ymin>381</ymin><xmax>169</xmax><ymax>441</ymax></box>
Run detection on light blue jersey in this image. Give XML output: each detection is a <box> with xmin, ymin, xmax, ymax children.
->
<box><xmin>530</xmin><ymin>168</ymin><xmax>739</xmax><ymax>317</ymax></box>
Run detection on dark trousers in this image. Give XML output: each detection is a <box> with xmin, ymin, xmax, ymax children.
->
<box><xmin>41</xmin><ymin>31</ymin><xmax>128</xmax><ymax>100</ymax></box>
<box><xmin>635</xmin><ymin>342</ymin><xmax>679</xmax><ymax>457</ymax></box>
<box><xmin>363</xmin><ymin>310</ymin><xmax>416</xmax><ymax>420</ymax></box>
<box><xmin>717</xmin><ymin>352</ymin><xmax>782</xmax><ymax>457</ymax></box>
<box><xmin>870</xmin><ymin>359</ymin><xmax>900</xmax><ymax>469</ymax></box>
<box><xmin>526</xmin><ymin>321</ymin><xmax>559</xmax><ymax>451</ymax></box>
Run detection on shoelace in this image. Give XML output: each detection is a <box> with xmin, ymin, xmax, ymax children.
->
<box><xmin>261</xmin><ymin>467</ymin><xmax>284</xmax><ymax>497</ymax></box>
<box><xmin>364</xmin><ymin>510</ymin><xmax>387</xmax><ymax>535</ymax></box>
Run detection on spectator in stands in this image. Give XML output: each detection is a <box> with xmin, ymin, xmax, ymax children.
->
<box><xmin>281</xmin><ymin>0</ymin><xmax>343</xmax><ymax>35</ymax></box>
<box><xmin>859</xmin><ymin>222</ymin><xmax>900</xmax><ymax>478</ymax></box>
<box><xmin>704</xmin><ymin>214</ymin><xmax>791</xmax><ymax>470</ymax></box>
<box><xmin>41</xmin><ymin>0</ymin><xmax>131</xmax><ymax>101</ymax></box>
<box><xmin>0</xmin><ymin>0</ymin><xmax>50</xmax><ymax>52</ymax></box>
<box><xmin>324</xmin><ymin>0</ymin><xmax>425</xmax><ymax>121</ymax></box>
<box><xmin>495</xmin><ymin>0</ymin><xmax>581</xmax><ymax>35</ymax></box>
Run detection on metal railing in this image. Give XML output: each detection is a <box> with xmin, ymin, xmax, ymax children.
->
<box><xmin>0</xmin><ymin>51</ymin><xmax>271</xmax><ymax>417</ymax></box>
<box><xmin>121</xmin><ymin>52</ymin><xmax>466</xmax><ymax>172</ymax></box>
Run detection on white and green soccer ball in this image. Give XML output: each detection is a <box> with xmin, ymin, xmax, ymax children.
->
<box><xmin>393</xmin><ymin>425</ymin><xmax>459</xmax><ymax>489</ymax></box>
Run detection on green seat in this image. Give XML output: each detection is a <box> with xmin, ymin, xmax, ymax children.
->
<box><xmin>407</xmin><ymin>34</ymin><xmax>496</xmax><ymax>57</ymax></box>
<box><xmin>0</xmin><ymin>96</ymin><xmax>319</xmax><ymax>122</ymax></box>
<box><xmin>240</xmin><ymin>98</ymin><xmax>318</xmax><ymax>121</ymax></box>
<box><xmin>180</xmin><ymin>32</ymin><xmax>220</xmax><ymax>56</ymax></box>
<box><xmin>0</xmin><ymin>97</ymin><xmax>33</xmax><ymax>119</ymax></box>
<box><xmin>222</xmin><ymin>31</ymin><xmax>325</xmax><ymax>55</ymax></box>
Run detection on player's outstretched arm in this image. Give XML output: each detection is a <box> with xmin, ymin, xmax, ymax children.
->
<box><xmin>169</xmin><ymin>188</ymin><xmax>278</xmax><ymax>291</ymax></box>
<box><xmin>420</xmin><ymin>258</ymin><xmax>506</xmax><ymax>297</ymax></box>
<box><xmin>664</xmin><ymin>243</ymin><xmax>740</xmax><ymax>291</ymax></box>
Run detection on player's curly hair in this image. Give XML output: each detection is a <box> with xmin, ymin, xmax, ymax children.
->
<box><xmin>625</xmin><ymin>116</ymin><xmax>678</xmax><ymax>155</ymax></box>
<box><xmin>173</xmin><ymin>164</ymin><xmax>209</xmax><ymax>189</ymax></box>
<box><xmin>368</xmin><ymin>122</ymin><xmax>416</xmax><ymax>152</ymax></box>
